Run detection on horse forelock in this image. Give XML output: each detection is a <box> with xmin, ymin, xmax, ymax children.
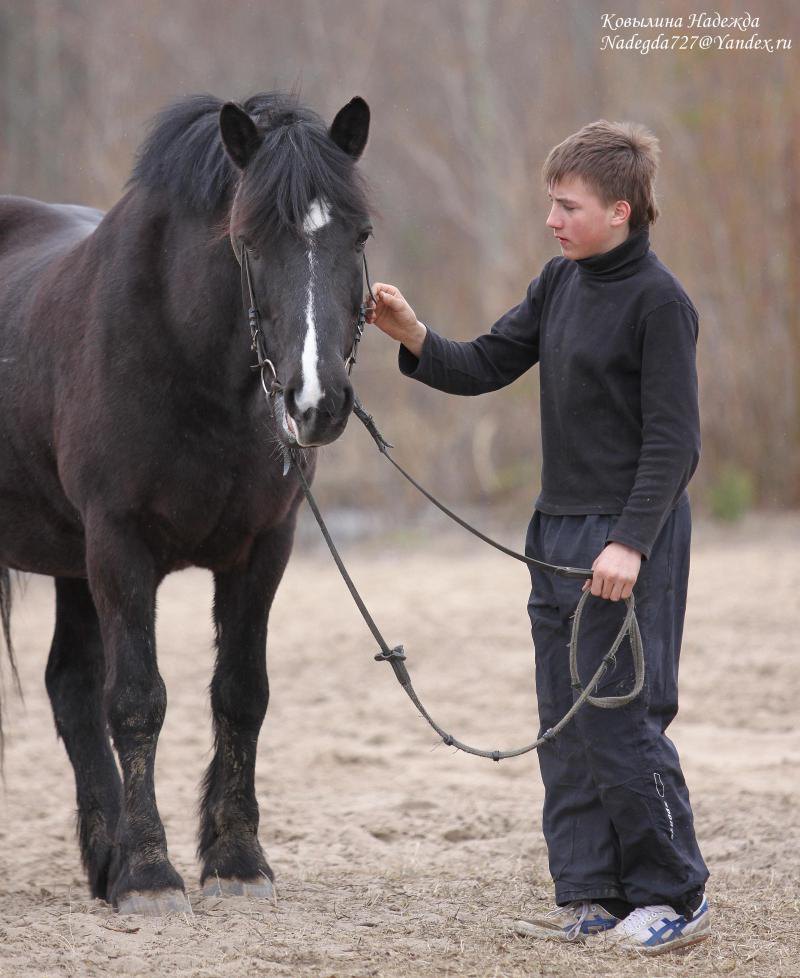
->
<box><xmin>128</xmin><ymin>92</ymin><xmax>369</xmax><ymax>239</ymax></box>
<box><xmin>233</xmin><ymin>104</ymin><xmax>369</xmax><ymax>243</ymax></box>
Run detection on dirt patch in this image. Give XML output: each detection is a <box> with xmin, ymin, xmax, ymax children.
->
<box><xmin>0</xmin><ymin>511</ymin><xmax>798</xmax><ymax>977</ymax></box>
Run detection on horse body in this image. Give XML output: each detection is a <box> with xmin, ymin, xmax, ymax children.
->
<box><xmin>0</xmin><ymin>93</ymin><xmax>370</xmax><ymax>912</ymax></box>
<box><xmin>1</xmin><ymin>188</ymin><xmax>313</xmax><ymax>578</ymax></box>
<box><xmin>0</xmin><ymin>196</ymin><xmax>104</xmax><ymax>576</ymax></box>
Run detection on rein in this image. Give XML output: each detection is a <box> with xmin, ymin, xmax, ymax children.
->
<box><xmin>230</xmin><ymin>234</ymin><xmax>645</xmax><ymax>760</ymax></box>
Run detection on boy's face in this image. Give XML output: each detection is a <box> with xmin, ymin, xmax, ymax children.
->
<box><xmin>546</xmin><ymin>174</ymin><xmax>630</xmax><ymax>260</ymax></box>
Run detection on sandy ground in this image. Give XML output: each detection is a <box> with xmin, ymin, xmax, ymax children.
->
<box><xmin>0</xmin><ymin>509</ymin><xmax>798</xmax><ymax>978</ymax></box>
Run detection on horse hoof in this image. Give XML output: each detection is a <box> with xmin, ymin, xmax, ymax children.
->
<box><xmin>117</xmin><ymin>889</ymin><xmax>192</xmax><ymax>916</ymax></box>
<box><xmin>202</xmin><ymin>876</ymin><xmax>275</xmax><ymax>899</ymax></box>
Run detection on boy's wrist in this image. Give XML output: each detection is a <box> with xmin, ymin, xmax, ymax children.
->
<box><xmin>402</xmin><ymin>320</ymin><xmax>427</xmax><ymax>358</ymax></box>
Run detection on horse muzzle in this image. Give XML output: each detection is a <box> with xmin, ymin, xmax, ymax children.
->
<box><xmin>281</xmin><ymin>375</ymin><xmax>354</xmax><ymax>447</ymax></box>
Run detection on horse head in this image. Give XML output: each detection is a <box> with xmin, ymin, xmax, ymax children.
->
<box><xmin>221</xmin><ymin>96</ymin><xmax>371</xmax><ymax>448</ymax></box>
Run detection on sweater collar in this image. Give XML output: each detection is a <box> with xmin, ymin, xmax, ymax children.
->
<box><xmin>575</xmin><ymin>226</ymin><xmax>650</xmax><ymax>280</ymax></box>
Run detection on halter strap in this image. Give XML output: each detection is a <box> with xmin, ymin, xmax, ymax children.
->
<box><xmin>230</xmin><ymin>229</ymin><xmax>372</xmax><ymax>379</ymax></box>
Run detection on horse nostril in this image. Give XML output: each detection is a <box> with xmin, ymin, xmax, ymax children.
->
<box><xmin>284</xmin><ymin>385</ymin><xmax>316</xmax><ymax>425</ymax></box>
<box><xmin>284</xmin><ymin>385</ymin><xmax>298</xmax><ymax>418</ymax></box>
<box><xmin>319</xmin><ymin>381</ymin><xmax>353</xmax><ymax>420</ymax></box>
<box><xmin>284</xmin><ymin>386</ymin><xmax>310</xmax><ymax>423</ymax></box>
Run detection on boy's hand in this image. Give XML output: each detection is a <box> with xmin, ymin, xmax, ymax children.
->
<box><xmin>581</xmin><ymin>542</ymin><xmax>642</xmax><ymax>601</ymax></box>
<box><xmin>366</xmin><ymin>282</ymin><xmax>427</xmax><ymax>357</ymax></box>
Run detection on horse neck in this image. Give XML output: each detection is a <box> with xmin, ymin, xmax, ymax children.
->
<box><xmin>122</xmin><ymin>188</ymin><xmax>251</xmax><ymax>386</ymax></box>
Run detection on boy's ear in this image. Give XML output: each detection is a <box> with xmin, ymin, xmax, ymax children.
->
<box><xmin>219</xmin><ymin>102</ymin><xmax>262</xmax><ymax>170</ymax></box>
<box><xmin>611</xmin><ymin>199</ymin><xmax>632</xmax><ymax>226</ymax></box>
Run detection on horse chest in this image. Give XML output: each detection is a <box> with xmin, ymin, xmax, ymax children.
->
<box><xmin>142</xmin><ymin>450</ymin><xmax>301</xmax><ymax>571</ymax></box>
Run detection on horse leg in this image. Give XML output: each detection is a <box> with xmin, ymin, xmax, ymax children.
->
<box><xmin>199</xmin><ymin>521</ymin><xmax>296</xmax><ymax>898</ymax></box>
<box><xmin>84</xmin><ymin>514</ymin><xmax>189</xmax><ymax>915</ymax></box>
<box><xmin>45</xmin><ymin>577</ymin><xmax>122</xmax><ymax>901</ymax></box>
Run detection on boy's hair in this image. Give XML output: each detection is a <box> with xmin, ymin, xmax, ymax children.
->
<box><xmin>542</xmin><ymin>120</ymin><xmax>660</xmax><ymax>229</ymax></box>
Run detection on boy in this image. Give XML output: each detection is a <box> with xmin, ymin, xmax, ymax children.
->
<box><xmin>366</xmin><ymin>121</ymin><xmax>710</xmax><ymax>955</ymax></box>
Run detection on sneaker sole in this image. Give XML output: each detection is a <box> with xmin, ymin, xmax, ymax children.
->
<box><xmin>587</xmin><ymin>919</ymin><xmax>711</xmax><ymax>955</ymax></box>
<box><xmin>512</xmin><ymin>920</ymin><xmax>587</xmax><ymax>943</ymax></box>
<box><xmin>635</xmin><ymin>930</ymin><xmax>711</xmax><ymax>956</ymax></box>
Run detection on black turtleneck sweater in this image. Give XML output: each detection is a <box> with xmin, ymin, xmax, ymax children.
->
<box><xmin>398</xmin><ymin>228</ymin><xmax>700</xmax><ymax>560</ymax></box>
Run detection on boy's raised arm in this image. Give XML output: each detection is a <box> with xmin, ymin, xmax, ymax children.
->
<box><xmin>366</xmin><ymin>266</ymin><xmax>551</xmax><ymax>397</ymax></box>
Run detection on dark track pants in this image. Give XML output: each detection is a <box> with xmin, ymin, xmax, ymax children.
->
<box><xmin>525</xmin><ymin>494</ymin><xmax>708</xmax><ymax>914</ymax></box>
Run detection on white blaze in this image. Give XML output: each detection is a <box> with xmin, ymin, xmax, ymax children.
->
<box><xmin>295</xmin><ymin>198</ymin><xmax>331</xmax><ymax>413</ymax></box>
<box><xmin>302</xmin><ymin>198</ymin><xmax>331</xmax><ymax>234</ymax></box>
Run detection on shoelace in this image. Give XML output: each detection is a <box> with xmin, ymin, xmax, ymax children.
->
<box><xmin>556</xmin><ymin>901</ymin><xmax>591</xmax><ymax>941</ymax></box>
<box><xmin>615</xmin><ymin>904</ymin><xmax>674</xmax><ymax>936</ymax></box>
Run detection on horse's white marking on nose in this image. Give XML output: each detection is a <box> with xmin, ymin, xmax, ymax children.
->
<box><xmin>302</xmin><ymin>198</ymin><xmax>331</xmax><ymax>234</ymax></box>
<box><xmin>295</xmin><ymin>199</ymin><xmax>331</xmax><ymax>415</ymax></box>
<box><xmin>296</xmin><ymin>247</ymin><xmax>325</xmax><ymax>413</ymax></box>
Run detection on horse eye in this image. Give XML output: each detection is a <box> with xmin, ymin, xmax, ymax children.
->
<box><xmin>355</xmin><ymin>229</ymin><xmax>372</xmax><ymax>250</ymax></box>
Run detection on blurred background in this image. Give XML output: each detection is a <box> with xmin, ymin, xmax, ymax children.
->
<box><xmin>1</xmin><ymin>0</ymin><xmax>798</xmax><ymax>530</ymax></box>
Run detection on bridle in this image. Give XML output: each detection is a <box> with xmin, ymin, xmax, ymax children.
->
<box><xmin>228</xmin><ymin>227</ymin><xmax>645</xmax><ymax>762</ymax></box>
<box><xmin>229</xmin><ymin>232</ymin><xmax>375</xmax><ymax>405</ymax></box>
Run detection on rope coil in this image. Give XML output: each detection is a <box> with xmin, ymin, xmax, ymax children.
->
<box><xmin>230</xmin><ymin>229</ymin><xmax>646</xmax><ymax>761</ymax></box>
<box><xmin>290</xmin><ymin>440</ymin><xmax>645</xmax><ymax>761</ymax></box>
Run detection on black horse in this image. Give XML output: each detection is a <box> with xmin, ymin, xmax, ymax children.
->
<box><xmin>0</xmin><ymin>92</ymin><xmax>371</xmax><ymax>914</ymax></box>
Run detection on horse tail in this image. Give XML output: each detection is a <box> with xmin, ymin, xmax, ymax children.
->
<box><xmin>0</xmin><ymin>567</ymin><xmax>22</xmax><ymax>763</ymax></box>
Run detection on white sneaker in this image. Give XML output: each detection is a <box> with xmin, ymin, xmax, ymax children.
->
<box><xmin>513</xmin><ymin>900</ymin><xmax>621</xmax><ymax>943</ymax></box>
<box><xmin>588</xmin><ymin>897</ymin><xmax>711</xmax><ymax>954</ymax></box>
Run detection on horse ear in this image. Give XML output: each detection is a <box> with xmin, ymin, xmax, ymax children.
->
<box><xmin>219</xmin><ymin>102</ymin><xmax>262</xmax><ymax>170</ymax></box>
<box><xmin>329</xmin><ymin>97</ymin><xmax>370</xmax><ymax>160</ymax></box>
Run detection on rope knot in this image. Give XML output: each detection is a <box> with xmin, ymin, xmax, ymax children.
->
<box><xmin>374</xmin><ymin>645</ymin><xmax>406</xmax><ymax>663</ymax></box>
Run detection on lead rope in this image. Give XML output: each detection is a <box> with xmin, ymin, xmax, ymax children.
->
<box><xmin>352</xmin><ymin>399</ymin><xmax>595</xmax><ymax>580</ymax></box>
<box><xmin>289</xmin><ymin>446</ymin><xmax>644</xmax><ymax>761</ymax></box>
<box><xmin>232</xmin><ymin>232</ymin><xmax>645</xmax><ymax>759</ymax></box>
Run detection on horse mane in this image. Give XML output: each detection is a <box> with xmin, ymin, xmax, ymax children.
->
<box><xmin>128</xmin><ymin>92</ymin><xmax>369</xmax><ymax>238</ymax></box>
